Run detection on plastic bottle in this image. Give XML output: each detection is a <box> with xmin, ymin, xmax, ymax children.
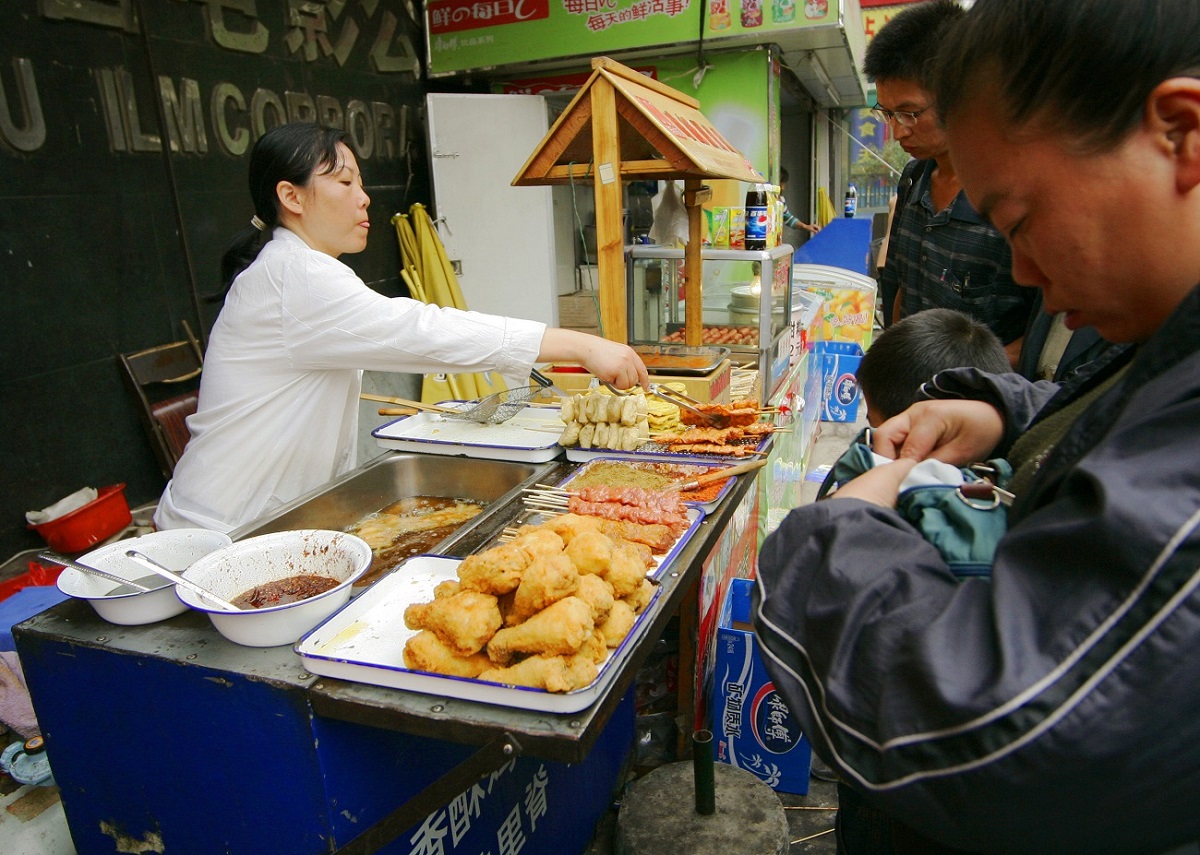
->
<box><xmin>744</xmin><ymin>184</ymin><xmax>768</xmax><ymax>250</ymax></box>
<box><xmin>844</xmin><ymin>183</ymin><xmax>858</xmax><ymax>218</ymax></box>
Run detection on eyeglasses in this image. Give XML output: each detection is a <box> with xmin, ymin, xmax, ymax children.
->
<box><xmin>870</xmin><ymin>104</ymin><xmax>933</xmax><ymax>128</ymax></box>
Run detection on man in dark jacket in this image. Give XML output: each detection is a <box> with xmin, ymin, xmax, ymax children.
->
<box><xmin>753</xmin><ymin>1</ymin><xmax>1200</xmax><ymax>853</ymax></box>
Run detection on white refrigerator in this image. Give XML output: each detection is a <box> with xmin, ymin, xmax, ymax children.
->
<box><xmin>424</xmin><ymin>93</ymin><xmax>587</xmax><ymax>326</ymax></box>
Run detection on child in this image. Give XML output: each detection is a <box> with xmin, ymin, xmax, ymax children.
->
<box><xmin>856</xmin><ymin>307</ymin><xmax>1010</xmax><ymax>426</ymax></box>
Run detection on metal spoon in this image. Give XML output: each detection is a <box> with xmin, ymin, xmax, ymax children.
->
<box><xmin>40</xmin><ymin>551</ymin><xmax>161</xmax><ymax>595</ymax></box>
<box><xmin>124</xmin><ymin>549</ymin><xmax>241</xmax><ymax>612</ymax></box>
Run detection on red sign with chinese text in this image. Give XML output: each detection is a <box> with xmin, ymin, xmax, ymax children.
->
<box><xmin>429</xmin><ymin>0</ymin><xmax>551</xmax><ymax>35</ymax></box>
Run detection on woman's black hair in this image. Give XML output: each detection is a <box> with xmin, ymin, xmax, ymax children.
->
<box><xmin>213</xmin><ymin>122</ymin><xmax>352</xmax><ymax>299</ymax></box>
<box><xmin>935</xmin><ymin>0</ymin><xmax>1200</xmax><ymax>153</ymax></box>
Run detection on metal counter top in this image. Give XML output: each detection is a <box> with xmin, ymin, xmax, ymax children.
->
<box><xmin>16</xmin><ymin>455</ymin><xmax>757</xmax><ymax>767</ymax></box>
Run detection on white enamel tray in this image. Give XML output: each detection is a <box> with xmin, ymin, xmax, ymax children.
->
<box><xmin>372</xmin><ymin>406</ymin><xmax>564</xmax><ymax>463</ymax></box>
<box><xmin>296</xmin><ymin>555</ymin><xmax>661</xmax><ymax>714</ymax></box>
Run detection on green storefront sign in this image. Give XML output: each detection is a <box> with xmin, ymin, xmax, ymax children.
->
<box><xmin>427</xmin><ymin>0</ymin><xmax>842</xmax><ymax>75</ymax></box>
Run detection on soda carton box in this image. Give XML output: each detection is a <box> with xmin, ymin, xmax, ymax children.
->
<box><xmin>712</xmin><ymin>578</ymin><xmax>812</xmax><ymax>794</ymax></box>
<box><xmin>813</xmin><ymin>340</ymin><xmax>864</xmax><ymax>422</ymax></box>
<box><xmin>795</xmin><ymin>276</ymin><xmax>877</xmax><ymax>349</ymax></box>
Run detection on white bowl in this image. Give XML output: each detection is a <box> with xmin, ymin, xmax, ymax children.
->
<box><xmin>57</xmin><ymin>529</ymin><xmax>233</xmax><ymax>625</ymax></box>
<box><xmin>177</xmin><ymin>530</ymin><xmax>372</xmax><ymax>648</ymax></box>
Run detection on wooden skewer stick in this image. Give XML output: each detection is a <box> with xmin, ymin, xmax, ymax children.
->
<box><xmin>359</xmin><ymin>393</ymin><xmax>459</xmax><ymax>414</ymax></box>
<box><xmin>666</xmin><ymin>458</ymin><xmax>768</xmax><ymax>491</ymax></box>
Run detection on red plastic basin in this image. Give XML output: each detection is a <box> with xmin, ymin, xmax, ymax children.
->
<box><xmin>28</xmin><ymin>483</ymin><xmax>132</xmax><ymax>553</ymax></box>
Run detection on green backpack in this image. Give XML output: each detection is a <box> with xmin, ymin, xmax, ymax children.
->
<box><xmin>817</xmin><ymin>432</ymin><xmax>1013</xmax><ymax>579</ymax></box>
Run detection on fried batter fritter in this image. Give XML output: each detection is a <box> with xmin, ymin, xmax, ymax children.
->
<box><xmin>603</xmin><ymin>542</ymin><xmax>649</xmax><ymax>598</ymax></box>
<box><xmin>577</xmin><ymin>573</ymin><xmax>615</xmax><ymax>624</ymax></box>
<box><xmin>598</xmin><ymin>599</ymin><xmax>636</xmax><ymax>648</ymax></box>
<box><xmin>565</xmin><ymin>529</ymin><xmax>614</xmax><ymax>575</ymax></box>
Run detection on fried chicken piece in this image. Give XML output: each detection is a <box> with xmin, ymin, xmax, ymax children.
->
<box><xmin>603</xmin><ymin>542</ymin><xmax>649</xmax><ymax>598</ymax></box>
<box><xmin>404</xmin><ymin>590</ymin><xmax>502</xmax><ymax>656</ymax></box>
<box><xmin>433</xmin><ymin>579</ymin><xmax>460</xmax><ymax>599</ymax></box>
<box><xmin>579</xmin><ymin>628</ymin><xmax>608</xmax><ymax>664</ymax></box>
<box><xmin>598</xmin><ymin>599</ymin><xmax>637</xmax><ymax>647</ymax></box>
<box><xmin>616</xmin><ymin>538</ymin><xmax>656</xmax><ymax>569</ymax></box>
<box><xmin>403</xmin><ymin>630</ymin><xmax>491</xmax><ymax>678</ymax></box>
<box><xmin>577</xmin><ymin>573</ymin><xmax>615</xmax><ymax>624</ymax></box>
<box><xmin>624</xmin><ymin>577</ymin><xmax>656</xmax><ymax>614</ymax></box>
<box><xmin>487</xmin><ymin>595</ymin><xmax>595</xmax><ymax>665</ymax></box>
<box><xmin>456</xmin><ymin>543</ymin><xmax>530</xmax><ymax>596</ymax></box>
<box><xmin>565</xmin><ymin>529</ymin><xmax>615</xmax><ymax>575</ymax></box>
<box><xmin>542</xmin><ymin>512</ymin><xmax>606</xmax><ymax>545</ymax></box>
<box><xmin>496</xmin><ymin>589</ymin><xmax>517</xmax><ymax>625</ymax></box>
<box><xmin>510</xmin><ymin>527</ymin><xmax>566</xmax><ymax>562</ymax></box>
<box><xmin>506</xmin><ymin>553</ymin><xmax>580</xmax><ymax>626</ymax></box>
<box><xmin>477</xmin><ymin>652</ymin><xmax>599</xmax><ymax>693</ymax></box>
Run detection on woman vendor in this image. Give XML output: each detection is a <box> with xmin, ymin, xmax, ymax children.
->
<box><xmin>155</xmin><ymin>122</ymin><xmax>647</xmax><ymax>533</ymax></box>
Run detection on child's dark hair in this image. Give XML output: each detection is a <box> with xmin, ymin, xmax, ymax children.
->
<box><xmin>857</xmin><ymin>308</ymin><xmax>1010</xmax><ymax>421</ymax></box>
<box><xmin>214</xmin><ymin>122</ymin><xmax>351</xmax><ymax>298</ymax></box>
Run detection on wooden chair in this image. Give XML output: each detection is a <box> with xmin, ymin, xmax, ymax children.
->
<box><xmin>119</xmin><ymin>323</ymin><xmax>204</xmax><ymax>480</ymax></box>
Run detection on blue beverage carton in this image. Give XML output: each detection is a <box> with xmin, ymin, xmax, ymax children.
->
<box><xmin>812</xmin><ymin>340</ymin><xmax>864</xmax><ymax>422</ymax></box>
<box><xmin>712</xmin><ymin>578</ymin><xmax>812</xmax><ymax>794</ymax></box>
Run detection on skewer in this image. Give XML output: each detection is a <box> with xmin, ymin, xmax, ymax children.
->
<box><xmin>666</xmin><ymin>459</ymin><xmax>768</xmax><ymax>491</ymax></box>
<box><xmin>359</xmin><ymin>393</ymin><xmax>460</xmax><ymax>414</ymax></box>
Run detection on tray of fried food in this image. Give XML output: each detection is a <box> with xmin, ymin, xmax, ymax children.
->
<box><xmin>296</xmin><ymin>513</ymin><xmax>676</xmax><ymax>712</ymax></box>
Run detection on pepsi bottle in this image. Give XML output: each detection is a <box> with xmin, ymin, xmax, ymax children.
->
<box><xmin>744</xmin><ymin>184</ymin><xmax>767</xmax><ymax>250</ymax></box>
<box><xmin>844</xmin><ymin>183</ymin><xmax>858</xmax><ymax>218</ymax></box>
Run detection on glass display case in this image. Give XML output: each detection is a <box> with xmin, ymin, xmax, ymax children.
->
<box><xmin>626</xmin><ymin>244</ymin><xmax>796</xmax><ymax>404</ymax></box>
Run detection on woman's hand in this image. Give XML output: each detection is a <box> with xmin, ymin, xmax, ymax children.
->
<box><xmin>869</xmin><ymin>399</ymin><xmax>1006</xmax><ymax>466</ymax></box>
<box><xmin>539</xmin><ymin>328</ymin><xmax>650</xmax><ymax>391</ymax></box>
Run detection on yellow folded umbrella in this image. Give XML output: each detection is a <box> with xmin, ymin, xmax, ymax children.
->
<box><xmin>816</xmin><ymin>188</ymin><xmax>837</xmax><ymax>228</ymax></box>
<box><xmin>391</xmin><ymin>206</ymin><xmax>506</xmax><ymax>403</ymax></box>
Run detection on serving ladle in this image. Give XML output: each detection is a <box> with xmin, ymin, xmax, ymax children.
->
<box><xmin>124</xmin><ymin>549</ymin><xmax>241</xmax><ymax>612</ymax></box>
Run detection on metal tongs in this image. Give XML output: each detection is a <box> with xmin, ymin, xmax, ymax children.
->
<box><xmin>648</xmin><ymin>384</ymin><xmax>727</xmax><ymax>427</ymax></box>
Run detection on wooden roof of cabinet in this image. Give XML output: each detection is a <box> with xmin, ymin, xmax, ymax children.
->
<box><xmin>513</xmin><ymin>57</ymin><xmax>763</xmax><ymax>346</ymax></box>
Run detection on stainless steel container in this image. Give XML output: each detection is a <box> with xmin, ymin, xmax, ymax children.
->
<box><xmin>231</xmin><ymin>453</ymin><xmax>554</xmax><ymax>555</ymax></box>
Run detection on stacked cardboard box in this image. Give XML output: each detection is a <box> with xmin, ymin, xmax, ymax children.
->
<box><xmin>557</xmin><ymin>291</ymin><xmax>601</xmax><ymax>336</ymax></box>
<box><xmin>712</xmin><ymin>578</ymin><xmax>812</xmax><ymax>794</ymax></box>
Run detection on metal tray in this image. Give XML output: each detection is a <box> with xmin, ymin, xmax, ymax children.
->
<box><xmin>565</xmin><ymin>431</ymin><xmax>773</xmax><ymax>466</ymax></box>
<box><xmin>632</xmin><ymin>344</ymin><xmax>731</xmax><ymax>375</ymax></box>
<box><xmin>372</xmin><ymin>407</ymin><xmax>564</xmax><ymax>463</ymax></box>
<box><xmin>231</xmin><ymin>453</ymin><xmax>548</xmax><ymax>545</ymax></box>
<box><xmin>296</xmin><ymin>555</ymin><xmax>662</xmax><ymax>714</ymax></box>
<box><xmin>558</xmin><ymin>457</ymin><xmax>740</xmax><ymax>514</ymax></box>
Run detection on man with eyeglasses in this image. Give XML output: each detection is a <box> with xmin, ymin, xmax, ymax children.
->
<box><xmin>865</xmin><ymin>0</ymin><xmax>1035</xmax><ymax>367</ymax></box>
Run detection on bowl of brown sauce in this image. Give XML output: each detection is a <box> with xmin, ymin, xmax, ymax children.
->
<box><xmin>177</xmin><ymin>529</ymin><xmax>372</xmax><ymax>647</ymax></box>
